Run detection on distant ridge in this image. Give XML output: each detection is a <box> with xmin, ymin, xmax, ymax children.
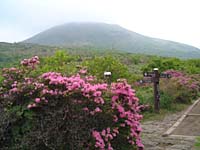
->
<box><xmin>23</xmin><ymin>22</ymin><xmax>200</xmax><ymax>59</ymax></box>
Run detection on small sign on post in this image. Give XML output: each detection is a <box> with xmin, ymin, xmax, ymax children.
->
<box><xmin>104</xmin><ymin>71</ymin><xmax>112</xmax><ymax>85</ymax></box>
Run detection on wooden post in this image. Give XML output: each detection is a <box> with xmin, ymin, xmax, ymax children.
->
<box><xmin>153</xmin><ymin>68</ymin><xmax>160</xmax><ymax>113</ymax></box>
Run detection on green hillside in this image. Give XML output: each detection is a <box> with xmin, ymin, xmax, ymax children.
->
<box><xmin>0</xmin><ymin>42</ymin><xmax>57</xmax><ymax>68</ymax></box>
<box><xmin>23</xmin><ymin>22</ymin><xmax>200</xmax><ymax>59</ymax></box>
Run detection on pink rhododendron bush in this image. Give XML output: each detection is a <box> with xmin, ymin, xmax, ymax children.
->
<box><xmin>160</xmin><ymin>70</ymin><xmax>199</xmax><ymax>104</ymax></box>
<box><xmin>0</xmin><ymin>56</ymin><xmax>144</xmax><ymax>150</ymax></box>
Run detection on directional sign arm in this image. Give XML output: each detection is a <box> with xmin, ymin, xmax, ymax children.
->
<box><xmin>139</xmin><ymin>78</ymin><xmax>153</xmax><ymax>84</ymax></box>
<box><xmin>143</xmin><ymin>72</ymin><xmax>154</xmax><ymax>77</ymax></box>
<box><xmin>160</xmin><ymin>73</ymin><xmax>171</xmax><ymax>78</ymax></box>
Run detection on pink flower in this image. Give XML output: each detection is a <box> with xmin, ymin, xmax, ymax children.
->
<box><xmin>101</xmin><ymin>130</ymin><xmax>106</xmax><ymax>136</ymax></box>
<box><xmin>113</xmin><ymin>115</ymin><xmax>118</xmax><ymax>122</ymax></box>
<box><xmin>94</xmin><ymin>97</ymin><xmax>104</xmax><ymax>104</ymax></box>
<box><xmin>79</xmin><ymin>69</ymin><xmax>87</xmax><ymax>74</ymax></box>
<box><xmin>35</xmin><ymin>98</ymin><xmax>41</xmax><ymax>103</ymax></box>
<box><xmin>113</xmin><ymin>128</ymin><xmax>119</xmax><ymax>134</ymax></box>
<box><xmin>117</xmin><ymin>105</ymin><xmax>124</xmax><ymax>113</ymax></box>
<box><xmin>95</xmin><ymin>107</ymin><xmax>102</xmax><ymax>113</ymax></box>
<box><xmin>10</xmin><ymin>87</ymin><xmax>18</xmax><ymax>93</ymax></box>
<box><xmin>120</xmin><ymin>123</ymin><xmax>126</xmax><ymax>127</ymax></box>
<box><xmin>90</xmin><ymin>111</ymin><xmax>95</xmax><ymax>115</ymax></box>
<box><xmin>137</xmin><ymin>126</ymin><xmax>142</xmax><ymax>132</ymax></box>
<box><xmin>93</xmin><ymin>91</ymin><xmax>102</xmax><ymax>97</ymax></box>
<box><xmin>136</xmin><ymin>139</ymin><xmax>144</xmax><ymax>148</ymax></box>
<box><xmin>108</xmin><ymin>143</ymin><xmax>113</xmax><ymax>150</ymax></box>
<box><xmin>27</xmin><ymin>103</ymin><xmax>37</xmax><ymax>109</ymax></box>
<box><xmin>106</xmin><ymin>127</ymin><xmax>111</xmax><ymax>134</ymax></box>
<box><xmin>27</xmin><ymin>104</ymin><xmax>32</xmax><ymax>109</ymax></box>
<box><xmin>92</xmin><ymin>130</ymin><xmax>105</xmax><ymax>149</ymax></box>
<box><xmin>83</xmin><ymin>107</ymin><xmax>89</xmax><ymax>111</ymax></box>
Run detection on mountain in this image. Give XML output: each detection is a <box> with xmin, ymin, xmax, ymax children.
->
<box><xmin>23</xmin><ymin>22</ymin><xmax>200</xmax><ymax>59</ymax></box>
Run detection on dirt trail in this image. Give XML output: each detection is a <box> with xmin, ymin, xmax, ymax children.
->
<box><xmin>141</xmin><ymin>99</ymin><xmax>200</xmax><ymax>150</ymax></box>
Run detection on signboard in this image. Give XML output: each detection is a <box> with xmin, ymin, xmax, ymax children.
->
<box><xmin>160</xmin><ymin>73</ymin><xmax>171</xmax><ymax>78</ymax></box>
<box><xmin>143</xmin><ymin>72</ymin><xmax>154</xmax><ymax>77</ymax></box>
<box><xmin>104</xmin><ymin>72</ymin><xmax>112</xmax><ymax>76</ymax></box>
<box><xmin>140</xmin><ymin>68</ymin><xmax>171</xmax><ymax>113</ymax></box>
<box><xmin>139</xmin><ymin>79</ymin><xmax>153</xmax><ymax>84</ymax></box>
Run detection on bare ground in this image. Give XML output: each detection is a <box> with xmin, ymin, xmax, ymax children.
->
<box><xmin>141</xmin><ymin>104</ymin><xmax>198</xmax><ymax>150</ymax></box>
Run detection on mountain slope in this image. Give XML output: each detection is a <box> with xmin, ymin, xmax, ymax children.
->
<box><xmin>23</xmin><ymin>22</ymin><xmax>200</xmax><ymax>59</ymax></box>
<box><xmin>0</xmin><ymin>42</ymin><xmax>57</xmax><ymax>68</ymax></box>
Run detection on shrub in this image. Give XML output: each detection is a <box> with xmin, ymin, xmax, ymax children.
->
<box><xmin>135</xmin><ymin>86</ymin><xmax>154</xmax><ymax>111</ymax></box>
<box><xmin>142</xmin><ymin>57</ymin><xmax>184</xmax><ymax>73</ymax></box>
<box><xmin>33</xmin><ymin>50</ymin><xmax>78</xmax><ymax>76</ymax></box>
<box><xmin>160</xmin><ymin>70</ymin><xmax>199</xmax><ymax>104</ymax></box>
<box><xmin>82</xmin><ymin>56</ymin><xmax>130</xmax><ymax>82</ymax></box>
<box><xmin>0</xmin><ymin>56</ymin><xmax>144</xmax><ymax>150</ymax></box>
<box><xmin>0</xmin><ymin>74</ymin><xmax>3</xmax><ymax>85</ymax></box>
<box><xmin>159</xmin><ymin>91</ymin><xmax>173</xmax><ymax>110</ymax></box>
<box><xmin>184</xmin><ymin>59</ymin><xmax>200</xmax><ymax>74</ymax></box>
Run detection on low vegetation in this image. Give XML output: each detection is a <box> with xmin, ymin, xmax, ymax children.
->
<box><xmin>0</xmin><ymin>49</ymin><xmax>199</xmax><ymax>149</ymax></box>
<box><xmin>0</xmin><ymin>55</ymin><xmax>144</xmax><ymax>150</ymax></box>
<box><xmin>195</xmin><ymin>137</ymin><xmax>200</xmax><ymax>149</ymax></box>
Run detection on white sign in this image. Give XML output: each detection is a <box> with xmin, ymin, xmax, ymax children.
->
<box><xmin>104</xmin><ymin>72</ymin><xmax>111</xmax><ymax>76</ymax></box>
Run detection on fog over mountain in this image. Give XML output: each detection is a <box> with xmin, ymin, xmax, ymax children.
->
<box><xmin>23</xmin><ymin>22</ymin><xmax>200</xmax><ymax>59</ymax></box>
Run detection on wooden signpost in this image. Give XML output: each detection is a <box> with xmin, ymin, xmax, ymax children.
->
<box><xmin>140</xmin><ymin>68</ymin><xmax>171</xmax><ymax>113</ymax></box>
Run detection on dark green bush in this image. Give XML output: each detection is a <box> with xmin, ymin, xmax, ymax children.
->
<box><xmin>142</xmin><ymin>57</ymin><xmax>184</xmax><ymax>72</ymax></box>
<box><xmin>159</xmin><ymin>91</ymin><xmax>173</xmax><ymax>110</ymax></box>
<box><xmin>82</xmin><ymin>56</ymin><xmax>130</xmax><ymax>82</ymax></box>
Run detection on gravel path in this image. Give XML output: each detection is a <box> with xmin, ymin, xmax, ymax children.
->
<box><xmin>141</xmin><ymin>110</ymin><xmax>197</xmax><ymax>150</ymax></box>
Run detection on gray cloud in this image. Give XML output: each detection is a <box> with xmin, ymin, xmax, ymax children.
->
<box><xmin>0</xmin><ymin>0</ymin><xmax>200</xmax><ymax>48</ymax></box>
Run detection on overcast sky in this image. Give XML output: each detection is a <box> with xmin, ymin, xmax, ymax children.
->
<box><xmin>0</xmin><ymin>0</ymin><xmax>200</xmax><ymax>48</ymax></box>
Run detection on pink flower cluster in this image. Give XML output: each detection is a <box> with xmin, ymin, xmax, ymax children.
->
<box><xmin>92</xmin><ymin>131</ymin><xmax>105</xmax><ymax>149</ymax></box>
<box><xmin>8</xmin><ymin>81</ymin><xmax>18</xmax><ymax>94</ymax></box>
<box><xmin>39</xmin><ymin>72</ymin><xmax>108</xmax><ymax>118</ymax></box>
<box><xmin>92</xmin><ymin>127</ymin><xmax>119</xmax><ymax>150</ymax></box>
<box><xmin>164</xmin><ymin>70</ymin><xmax>184</xmax><ymax>77</ymax></box>
<box><xmin>21</xmin><ymin>56</ymin><xmax>40</xmax><ymax>69</ymax></box>
<box><xmin>111</xmin><ymin>80</ymin><xmax>144</xmax><ymax>149</ymax></box>
<box><xmin>164</xmin><ymin>70</ymin><xmax>199</xmax><ymax>91</ymax></box>
<box><xmin>79</xmin><ymin>69</ymin><xmax>87</xmax><ymax>74</ymax></box>
<box><xmin>89</xmin><ymin>107</ymin><xmax>102</xmax><ymax>115</ymax></box>
<box><xmin>27</xmin><ymin>103</ymin><xmax>36</xmax><ymax>109</ymax></box>
<box><xmin>2</xmin><ymin>68</ymin><xmax>23</xmax><ymax>95</ymax></box>
<box><xmin>2</xmin><ymin>67</ymin><xmax>20</xmax><ymax>74</ymax></box>
<box><xmin>91</xmin><ymin>80</ymin><xmax>143</xmax><ymax>150</ymax></box>
<box><xmin>2</xmin><ymin>68</ymin><xmax>22</xmax><ymax>82</ymax></box>
<box><xmin>41</xmin><ymin>72</ymin><xmax>107</xmax><ymax>100</ymax></box>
